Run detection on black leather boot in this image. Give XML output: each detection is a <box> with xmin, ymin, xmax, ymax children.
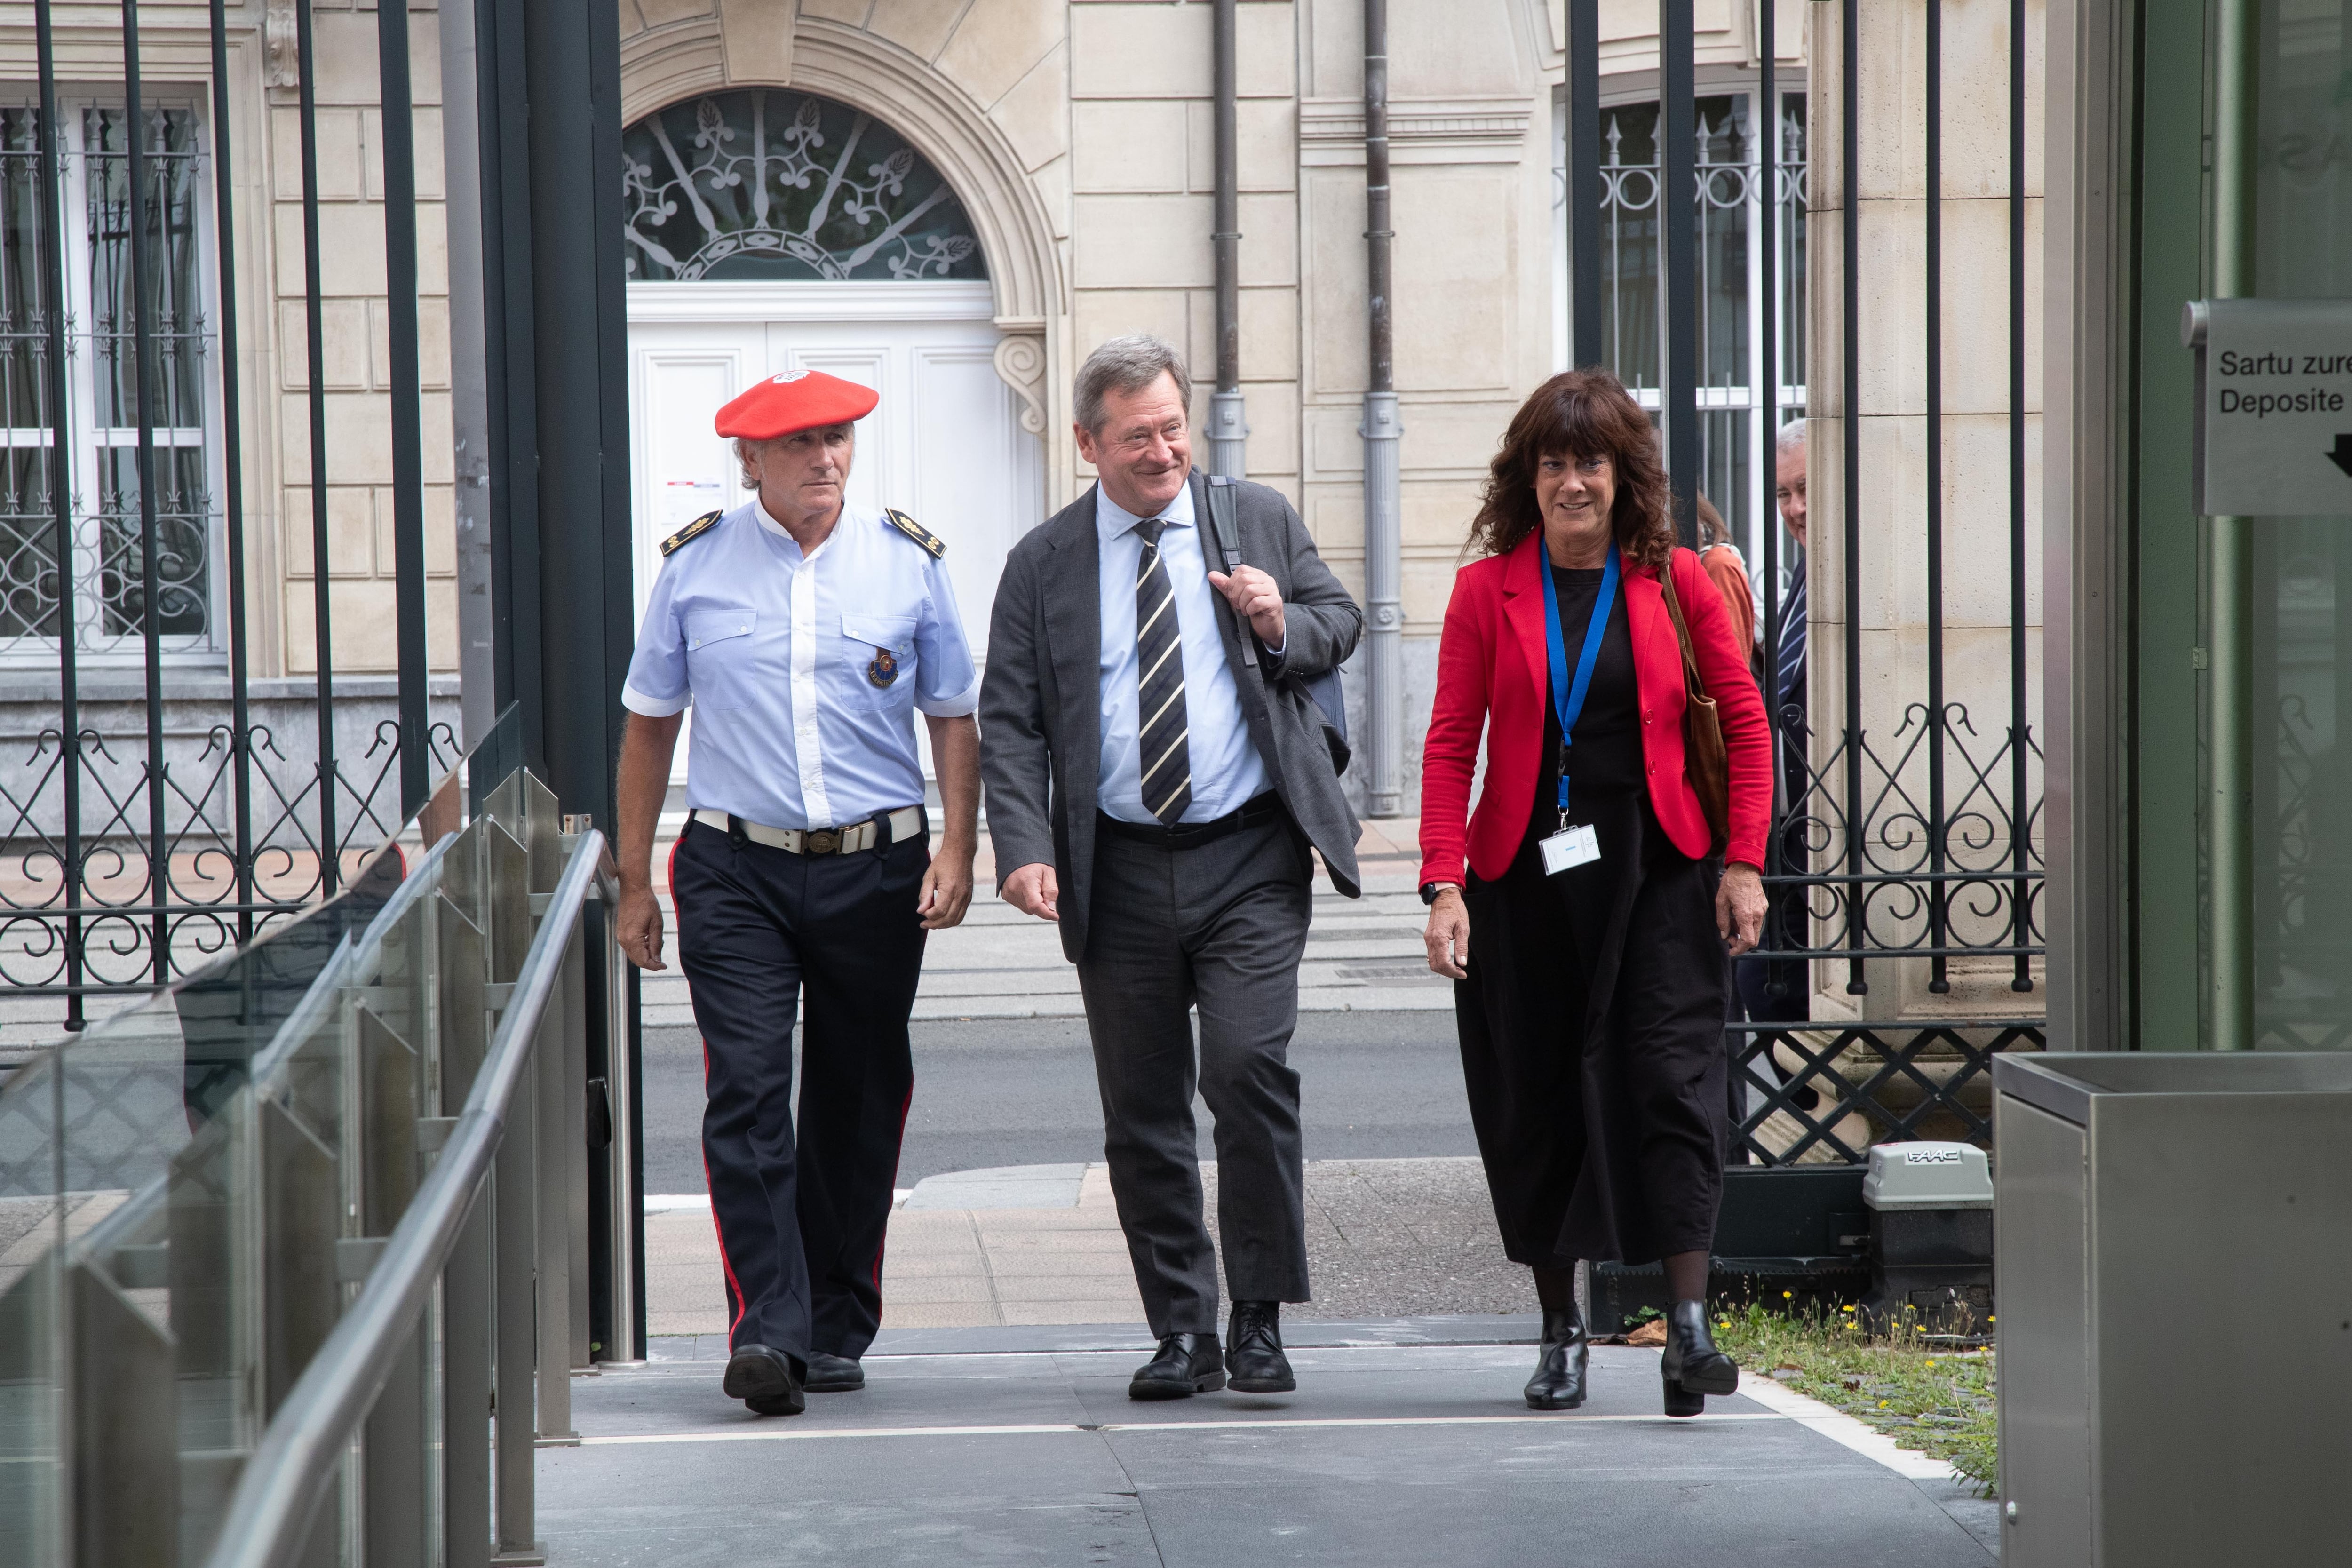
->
<box><xmin>1226</xmin><ymin>1301</ymin><xmax>1296</xmax><ymax>1393</ymax></box>
<box><xmin>1523</xmin><ymin>1304</ymin><xmax>1589</xmax><ymax>1410</ymax></box>
<box><xmin>1660</xmin><ymin>1300</ymin><xmax>1739</xmax><ymax>1417</ymax></box>
<box><xmin>1128</xmin><ymin>1333</ymin><xmax>1226</xmax><ymax>1400</ymax></box>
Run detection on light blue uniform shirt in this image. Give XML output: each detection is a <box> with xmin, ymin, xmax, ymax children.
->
<box><xmin>622</xmin><ymin>499</ymin><xmax>978</xmax><ymax>831</ymax></box>
<box><xmin>1095</xmin><ymin>480</ymin><xmax>1272</xmax><ymax>824</ymax></box>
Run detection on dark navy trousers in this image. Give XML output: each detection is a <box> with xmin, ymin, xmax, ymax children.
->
<box><xmin>670</xmin><ymin>815</ymin><xmax>927</xmax><ymax>1364</ymax></box>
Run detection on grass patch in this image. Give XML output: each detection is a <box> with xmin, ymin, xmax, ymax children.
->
<box><xmin>1711</xmin><ymin>1297</ymin><xmax>1998</xmax><ymax>1498</ymax></box>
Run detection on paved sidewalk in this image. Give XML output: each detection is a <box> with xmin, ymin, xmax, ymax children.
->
<box><xmin>541</xmin><ymin>1326</ymin><xmax>2000</xmax><ymax>1567</ymax></box>
<box><xmin>644</xmin><ymin>1157</ymin><xmax>1539</xmax><ymax>1337</ymax></box>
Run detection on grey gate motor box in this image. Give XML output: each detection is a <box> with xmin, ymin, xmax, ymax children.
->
<box><xmin>1993</xmin><ymin>1053</ymin><xmax>2352</xmax><ymax>1568</ymax></box>
<box><xmin>1859</xmin><ymin>1140</ymin><xmax>1993</xmax><ymax>1331</ymax></box>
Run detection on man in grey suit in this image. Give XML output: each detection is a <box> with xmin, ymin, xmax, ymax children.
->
<box><xmin>980</xmin><ymin>335</ymin><xmax>1363</xmax><ymax>1400</ymax></box>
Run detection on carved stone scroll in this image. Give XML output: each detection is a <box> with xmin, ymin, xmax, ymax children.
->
<box><xmin>992</xmin><ymin>332</ymin><xmax>1047</xmax><ymax>438</ymax></box>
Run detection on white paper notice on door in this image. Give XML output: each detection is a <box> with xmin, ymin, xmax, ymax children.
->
<box><xmin>662</xmin><ymin>477</ymin><xmax>725</xmax><ymax>536</ymax></box>
<box><xmin>2187</xmin><ymin>297</ymin><xmax>2352</xmax><ymax>517</ymax></box>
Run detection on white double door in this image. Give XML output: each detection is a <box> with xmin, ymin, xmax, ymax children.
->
<box><xmin>627</xmin><ymin>279</ymin><xmax>1042</xmax><ymax>789</ymax></box>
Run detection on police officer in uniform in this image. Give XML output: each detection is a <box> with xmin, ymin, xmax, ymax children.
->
<box><xmin>614</xmin><ymin>369</ymin><xmax>981</xmax><ymax>1417</ymax></box>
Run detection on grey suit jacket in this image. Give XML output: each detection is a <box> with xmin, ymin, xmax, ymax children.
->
<box><xmin>979</xmin><ymin>470</ymin><xmax>1365</xmax><ymax>962</ymax></box>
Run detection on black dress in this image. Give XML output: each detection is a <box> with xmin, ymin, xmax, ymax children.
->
<box><xmin>1454</xmin><ymin>564</ymin><xmax>1731</xmax><ymax>1267</ymax></box>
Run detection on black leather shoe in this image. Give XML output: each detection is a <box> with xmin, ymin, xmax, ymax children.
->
<box><xmin>1226</xmin><ymin>1302</ymin><xmax>1295</xmax><ymax>1393</ymax></box>
<box><xmin>1660</xmin><ymin>1300</ymin><xmax>1739</xmax><ymax>1416</ymax></box>
<box><xmin>1524</xmin><ymin>1305</ymin><xmax>1589</xmax><ymax>1410</ymax></box>
<box><xmin>1128</xmin><ymin>1333</ymin><xmax>1225</xmax><ymax>1400</ymax></box>
<box><xmin>723</xmin><ymin>1343</ymin><xmax>805</xmax><ymax>1416</ymax></box>
<box><xmin>804</xmin><ymin>1351</ymin><xmax>865</xmax><ymax>1393</ymax></box>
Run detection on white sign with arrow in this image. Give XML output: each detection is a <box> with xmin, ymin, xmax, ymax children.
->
<box><xmin>2186</xmin><ymin>298</ymin><xmax>2352</xmax><ymax>517</ymax></box>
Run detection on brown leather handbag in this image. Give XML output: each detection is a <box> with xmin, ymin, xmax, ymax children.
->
<box><xmin>1658</xmin><ymin>549</ymin><xmax>1732</xmax><ymax>850</ymax></box>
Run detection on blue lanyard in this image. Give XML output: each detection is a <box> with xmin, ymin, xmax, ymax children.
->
<box><xmin>1538</xmin><ymin>539</ymin><xmax>1621</xmax><ymax>819</ymax></box>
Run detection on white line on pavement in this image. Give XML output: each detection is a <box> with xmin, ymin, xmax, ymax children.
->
<box><xmin>572</xmin><ymin>1412</ymin><xmax>1790</xmax><ymax>1447</ymax></box>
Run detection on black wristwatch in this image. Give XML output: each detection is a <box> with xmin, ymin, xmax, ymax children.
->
<box><xmin>1419</xmin><ymin>881</ymin><xmax>1459</xmax><ymax>906</ymax></box>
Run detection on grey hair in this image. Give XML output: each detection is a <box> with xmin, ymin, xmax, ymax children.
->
<box><xmin>1774</xmin><ymin>419</ymin><xmax>1806</xmax><ymax>459</ymax></box>
<box><xmin>732</xmin><ymin>438</ymin><xmax>765</xmax><ymax>490</ymax></box>
<box><xmin>1074</xmin><ymin>334</ymin><xmax>1192</xmax><ymax>433</ymax></box>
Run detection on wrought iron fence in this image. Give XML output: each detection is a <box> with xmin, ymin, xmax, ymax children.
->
<box><xmin>0</xmin><ymin>0</ymin><xmax>443</xmax><ymax>1032</ymax></box>
<box><xmin>1568</xmin><ymin>0</ymin><xmax>2044</xmax><ymax>1165</ymax></box>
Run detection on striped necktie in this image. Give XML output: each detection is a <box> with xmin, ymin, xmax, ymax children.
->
<box><xmin>1133</xmin><ymin>516</ymin><xmax>1193</xmax><ymax>825</ymax></box>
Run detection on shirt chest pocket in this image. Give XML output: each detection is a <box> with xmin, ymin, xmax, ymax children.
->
<box><xmin>683</xmin><ymin>608</ymin><xmax>761</xmax><ymax>712</ymax></box>
<box><xmin>842</xmin><ymin>612</ymin><xmax>918</xmax><ymax>708</ymax></box>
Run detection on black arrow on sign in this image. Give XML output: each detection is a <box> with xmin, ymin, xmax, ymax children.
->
<box><xmin>2331</xmin><ymin>434</ymin><xmax>2352</xmax><ymax>478</ymax></box>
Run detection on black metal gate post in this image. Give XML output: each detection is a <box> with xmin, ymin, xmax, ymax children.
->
<box><xmin>120</xmin><ymin>0</ymin><xmax>167</xmax><ymax>987</ymax></box>
<box><xmin>471</xmin><ymin>0</ymin><xmax>640</xmax><ymax>1360</ymax></box>
<box><xmin>295</xmin><ymin>0</ymin><xmax>338</xmax><ymax>898</ymax></box>
<box><xmin>1565</xmin><ymin>0</ymin><xmax>1602</xmax><ymax>368</ymax></box>
<box><xmin>1658</xmin><ymin>0</ymin><xmax>1699</xmax><ymax>535</ymax></box>
<box><xmin>33</xmin><ymin>0</ymin><xmax>81</xmax><ymax>1027</ymax></box>
<box><xmin>207</xmin><ymin>0</ymin><xmax>253</xmax><ymax>946</ymax></box>
<box><xmin>376</xmin><ymin>0</ymin><xmax>431</xmax><ymax>820</ymax></box>
<box><xmin>485</xmin><ymin>0</ymin><xmax>634</xmax><ymax>834</ymax></box>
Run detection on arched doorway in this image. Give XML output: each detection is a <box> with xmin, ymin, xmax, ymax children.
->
<box><xmin>621</xmin><ymin>88</ymin><xmax>1043</xmax><ymax>793</ymax></box>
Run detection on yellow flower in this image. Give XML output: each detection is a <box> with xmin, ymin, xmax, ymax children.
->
<box><xmin>1926</xmin><ymin>1359</ymin><xmax>1937</xmax><ymax>1366</ymax></box>
<box><xmin>1877</xmin><ymin>1400</ymin><xmax>1889</xmax><ymax>1408</ymax></box>
<box><xmin>1782</xmin><ymin>1290</ymin><xmax>1794</xmax><ymax>1299</ymax></box>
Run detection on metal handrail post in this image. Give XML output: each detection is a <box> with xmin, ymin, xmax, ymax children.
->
<box><xmin>533</xmin><ymin>906</ymin><xmax>582</xmax><ymax>1439</ymax></box>
<box><xmin>597</xmin><ymin>881</ymin><xmax>643</xmax><ymax>1362</ymax></box>
<box><xmin>445</xmin><ymin>1186</ymin><xmax>494</xmax><ymax>1568</ymax></box>
<box><xmin>561</xmin><ymin>836</ymin><xmax>593</xmax><ymax>1371</ymax></box>
<box><xmin>492</xmin><ymin>1038</ymin><xmax>543</xmax><ymax>1564</ymax></box>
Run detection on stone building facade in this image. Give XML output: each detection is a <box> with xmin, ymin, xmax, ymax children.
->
<box><xmin>2</xmin><ymin>0</ymin><xmax>2044</xmax><ymax>930</ymax></box>
<box><xmin>0</xmin><ymin>0</ymin><xmax>1840</xmax><ymax>817</ymax></box>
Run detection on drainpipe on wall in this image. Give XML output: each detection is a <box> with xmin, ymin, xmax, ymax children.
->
<box><xmin>1206</xmin><ymin>0</ymin><xmax>1248</xmax><ymax>476</ymax></box>
<box><xmin>1360</xmin><ymin>0</ymin><xmax>1404</xmax><ymax>817</ymax></box>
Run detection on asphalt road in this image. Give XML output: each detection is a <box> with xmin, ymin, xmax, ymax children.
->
<box><xmin>639</xmin><ymin>1010</ymin><xmax>1479</xmax><ymax>1195</ymax></box>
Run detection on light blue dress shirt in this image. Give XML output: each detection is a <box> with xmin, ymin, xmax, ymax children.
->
<box><xmin>622</xmin><ymin>499</ymin><xmax>978</xmax><ymax>830</ymax></box>
<box><xmin>1095</xmin><ymin>479</ymin><xmax>1273</xmax><ymax>824</ymax></box>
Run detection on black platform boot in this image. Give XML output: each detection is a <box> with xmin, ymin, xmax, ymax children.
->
<box><xmin>1660</xmin><ymin>1301</ymin><xmax>1740</xmax><ymax>1417</ymax></box>
<box><xmin>1523</xmin><ymin>1304</ymin><xmax>1589</xmax><ymax>1410</ymax></box>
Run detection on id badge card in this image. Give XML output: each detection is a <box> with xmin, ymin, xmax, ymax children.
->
<box><xmin>1539</xmin><ymin>822</ymin><xmax>1601</xmax><ymax>876</ymax></box>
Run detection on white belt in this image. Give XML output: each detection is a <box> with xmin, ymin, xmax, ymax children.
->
<box><xmin>691</xmin><ymin>805</ymin><xmax>924</xmax><ymax>856</ymax></box>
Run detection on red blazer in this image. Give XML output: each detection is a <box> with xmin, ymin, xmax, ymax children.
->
<box><xmin>1419</xmin><ymin>532</ymin><xmax>1772</xmax><ymax>885</ymax></box>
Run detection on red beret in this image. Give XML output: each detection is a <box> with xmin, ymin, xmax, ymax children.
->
<box><xmin>714</xmin><ymin>368</ymin><xmax>879</xmax><ymax>440</ymax></box>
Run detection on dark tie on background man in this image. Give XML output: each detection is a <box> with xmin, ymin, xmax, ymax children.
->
<box><xmin>1135</xmin><ymin>517</ymin><xmax>1193</xmax><ymax>825</ymax></box>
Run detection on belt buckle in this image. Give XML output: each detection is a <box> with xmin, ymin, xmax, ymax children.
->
<box><xmin>805</xmin><ymin>828</ymin><xmax>840</xmax><ymax>855</ymax></box>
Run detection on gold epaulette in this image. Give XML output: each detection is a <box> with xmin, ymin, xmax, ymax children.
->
<box><xmin>659</xmin><ymin>510</ymin><xmax>723</xmax><ymax>556</ymax></box>
<box><xmin>884</xmin><ymin>508</ymin><xmax>946</xmax><ymax>559</ymax></box>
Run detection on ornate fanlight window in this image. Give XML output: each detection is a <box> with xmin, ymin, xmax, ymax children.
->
<box><xmin>622</xmin><ymin>89</ymin><xmax>988</xmax><ymax>283</ymax></box>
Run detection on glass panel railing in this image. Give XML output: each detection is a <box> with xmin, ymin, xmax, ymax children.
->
<box><xmin>0</xmin><ymin>701</ymin><xmax>625</xmax><ymax>1568</ymax></box>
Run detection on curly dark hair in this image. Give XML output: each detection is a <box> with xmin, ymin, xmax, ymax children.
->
<box><xmin>1466</xmin><ymin>369</ymin><xmax>1677</xmax><ymax>569</ymax></box>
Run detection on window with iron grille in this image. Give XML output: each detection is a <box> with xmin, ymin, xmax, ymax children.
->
<box><xmin>1554</xmin><ymin>88</ymin><xmax>1808</xmax><ymax>579</ymax></box>
<box><xmin>0</xmin><ymin>97</ymin><xmax>219</xmax><ymax>666</ymax></box>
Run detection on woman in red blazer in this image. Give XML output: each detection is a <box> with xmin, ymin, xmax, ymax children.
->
<box><xmin>1419</xmin><ymin>370</ymin><xmax>1771</xmax><ymax>1417</ymax></box>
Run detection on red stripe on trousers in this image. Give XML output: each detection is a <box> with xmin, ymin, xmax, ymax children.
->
<box><xmin>675</xmin><ymin>832</ymin><xmax>751</xmax><ymax>1343</ymax></box>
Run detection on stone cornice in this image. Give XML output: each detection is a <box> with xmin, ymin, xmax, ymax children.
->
<box><xmin>1299</xmin><ymin>94</ymin><xmax>1535</xmax><ymax>166</ymax></box>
